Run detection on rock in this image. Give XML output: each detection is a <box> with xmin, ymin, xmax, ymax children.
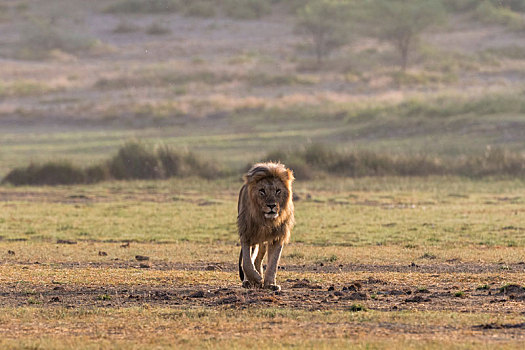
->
<box><xmin>135</xmin><ymin>255</ymin><xmax>149</xmax><ymax>261</ymax></box>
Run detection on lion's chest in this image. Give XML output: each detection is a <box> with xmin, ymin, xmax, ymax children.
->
<box><xmin>241</xmin><ymin>220</ymin><xmax>286</xmax><ymax>245</ymax></box>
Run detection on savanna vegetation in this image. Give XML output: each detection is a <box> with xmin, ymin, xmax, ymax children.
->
<box><xmin>1</xmin><ymin>0</ymin><xmax>525</xmax><ymax>348</ymax></box>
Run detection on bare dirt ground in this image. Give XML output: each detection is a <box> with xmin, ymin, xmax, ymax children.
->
<box><xmin>2</xmin><ymin>261</ymin><xmax>525</xmax><ymax>314</ymax></box>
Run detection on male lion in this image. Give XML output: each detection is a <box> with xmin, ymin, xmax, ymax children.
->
<box><xmin>237</xmin><ymin>162</ymin><xmax>295</xmax><ymax>291</ymax></box>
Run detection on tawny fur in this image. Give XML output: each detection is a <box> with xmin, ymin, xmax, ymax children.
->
<box><xmin>237</xmin><ymin>163</ymin><xmax>295</xmax><ymax>245</ymax></box>
<box><xmin>237</xmin><ymin>162</ymin><xmax>295</xmax><ymax>285</ymax></box>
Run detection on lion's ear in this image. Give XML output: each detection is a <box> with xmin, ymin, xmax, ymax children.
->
<box><xmin>244</xmin><ymin>166</ymin><xmax>270</xmax><ymax>183</ymax></box>
<box><xmin>285</xmin><ymin>168</ymin><xmax>295</xmax><ymax>182</ymax></box>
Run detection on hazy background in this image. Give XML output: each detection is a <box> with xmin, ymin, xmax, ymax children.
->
<box><xmin>1</xmin><ymin>0</ymin><xmax>524</xmax><ymax>182</ymax></box>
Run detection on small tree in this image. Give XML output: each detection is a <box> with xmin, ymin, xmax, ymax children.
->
<box><xmin>366</xmin><ymin>0</ymin><xmax>446</xmax><ymax>71</ymax></box>
<box><xmin>295</xmin><ymin>0</ymin><xmax>352</xmax><ymax>66</ymax></box>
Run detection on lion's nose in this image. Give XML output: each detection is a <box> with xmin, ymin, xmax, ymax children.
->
<box><xmin>267</xmin><ymin>204</ymin><xmax>276</xmax><ymax>210</ymax></box>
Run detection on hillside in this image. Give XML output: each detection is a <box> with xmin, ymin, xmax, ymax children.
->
<box><xmin>1</xmin><ymin>0</ymin><xmax>525</xmax><ymax>176</ymax></box>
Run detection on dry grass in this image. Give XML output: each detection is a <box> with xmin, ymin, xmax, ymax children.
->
<box><xmin>1</xmin><ymin>307</ymin><xmax>524</xmax><ymax>349</ymax></box>
<box><xmin>2</xmin><ymin>2</ymin><xmax>525</xmax><ymax>347</ymax></box>
<box><xmin>1</xmin><ymin>177</ymin><xmax>525</xmax><ymax>348</ymax></box>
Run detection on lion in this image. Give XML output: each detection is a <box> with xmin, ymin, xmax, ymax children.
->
<box><xmin>237</xmin><ymin>162</ymin><xmax>295</xmax><ymax>291</ymax></box>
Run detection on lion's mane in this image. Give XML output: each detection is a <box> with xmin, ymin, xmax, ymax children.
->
<box><xmin>237</xmin><ymin>162</ymin><xmax>295</xmax><ymax>246</ymax></box>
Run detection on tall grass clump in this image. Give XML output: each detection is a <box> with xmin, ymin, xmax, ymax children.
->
<box><xmin>2</xmin><ymin>143</ymin><xmax>223</xmax><ymax>186</ymax></box>
<box><xmin>2</xmin><ymin>162</ymin><xmax>88</xmax><ymax>186</ymax></box>
<box><xmin>107</xmin><ymin>142</ymin><xmax>163</xmax><ymax>180</ymax></box>
<box><xmin>262</xmin><ymin>144</ymin><xmax>525</xmax><ymax>180</ymax></box>
<box><xmin>457</xmin><ymin>147</ymin><xmax>525</xmax><ymax>177</ymax></box>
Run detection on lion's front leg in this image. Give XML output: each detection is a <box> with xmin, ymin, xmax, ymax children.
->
<box><xmin>241</xmin><ymin>242</ymin><xmax>262</xmax><ymax>288</ymax></box>
<box><xmin>263</xmin><ymin>241</ymin><xmax>283</xmax><ymax>291</ymax></box>
<box><xmin>254</xmin><ymin>242</ymin><xmax>267</xmax><ymax>277</ymax></box>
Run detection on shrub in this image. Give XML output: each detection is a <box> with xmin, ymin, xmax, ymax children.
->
<box><xmin>493</xmin><ymin>0</ymin><xmax>525</xmax><ymax>12</ymax></box>
<box><xmin>457</xmin><ymin>147</ymin><xmax>525</xmax><ymax>177</ymax></box>
<box><xmin>183</xmin><ymin>152</ymin><xmax>223</xmax><ymax>179</ymax></box>
<box><xmin>261</xmin><ymin>144</ymin><xmax>525</xmax><ymax>179</ymax></box>
<box><xmin>2</xmin><ymin>162</ymin><xmax>86</xmax><ymax>186</ymax></box>
<box><xmin>112</xmin><ymin>20</ymin><xmax>141</xmax><ymax>34</ymax></box>
<box><xmin>105</xmin><ymin>0</ymin><xmax>181</xmax><ymax>13</ymax></box>
<box><xmin>184</xmin><ymin>1</ymin><xmax>216</xmax><ymax>18</ymax></box>
<box><xmin>85</xmin><ymin>164</ymin><xmax>112</xmax><ymax>184</ymax></box>
<box><xmin>108</xmin><ymin>142</ymin><xmax>163</xmax><ymax>180</ymax></box>
<box><xmin>145</xmin><ymin>22</ymin><xmax>171</xmax><ymax>35</ymax></box>
<box><xmin>223</xmin><ymin>0</ymin><xmax>271</xmax><ymax>19</ymax></box>
<box><xmin>441</xmin><ymin>0</ymin><xmax>479</xmax><ymax>12</ymax></box>
<box><xmin>157</xmin><ymin>146</ymin><xmax>186</xmax><ymax>177</ymax></box>
<box><xmin>474</xmin><ymin>1</ymin><xmax>525</xmax><ymax>30</ymax></box>
<box><xmin>15</xmin><ymin>18</ymin><xmax>98</xmax><ymax>60</ymax></box>
<box><xmin>1</xmin><ymin>143</ymin><xmax>225</xmax><ymax>186</ymax></box>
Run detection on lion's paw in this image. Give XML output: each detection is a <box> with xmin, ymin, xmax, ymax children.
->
<box><xmin>242</xmin><ymin>280</ymin><xmax>262</xmax><ymax>289</ymax></box>
<box><xmin>264</xmin><ymin>284</ymin><xmax>281</xmax><ymax>292</ymax></box>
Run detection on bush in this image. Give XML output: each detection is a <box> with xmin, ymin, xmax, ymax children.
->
<box><xmin>105</xmin><ymin>0</ymin><xmax>181</xmax><ymax>13</ymax></box>
<box><xmin>2</xmin><ymin>162</ymin><xmax>86</xmax><ymax>186</ymax></box>
<box><xmin>223</xmin><ymin>0</ymin><xmax>271</xmax><ymax>19</ymax></box>
<box><xmin>493</xmin><ymin>0</ymin><xmax>525</xmax><ymax>12</ymax></box>
<box><xmin>183</xmin><ymin>152</ymin><xmax>223</xmax><ymax>179</ymax></box>
<box><xmin>15</xmin><ymin>18</ymin><xmax>98</xmax><ymax>60</ymax></box>
<box><xmin>85</xmin><ymin>164</ymin><xmax>112</xmax><ymax>184</ymax></box>
<box><xmin>157</xmin><ymin>146</ymin><xmax>186</xmax><ymax>177</ymax></box>
<box><xmin>2</xmin><ymin>143</ymin><xmax>225</xmax><ymax>186</ymax></box>
<box><xmin>441</xmin><ymin>0</ymin><xmax>479</xmax><ymax>12</ymax></box>
<box><xmin>458</xmin><ymin>147</ymin><xmax>525</xmax><ymax>177</ymax></box>
<box><xmin>474</xmin><ymin>1</ymin><xmax>525</xmax><ymax>30</ymax></box>
<box><xmin>108</xmin><ymin>142</ymin><xmax>162</xmax><ymax>180</ymax></box>
<box><xmin>145</xmin><ymin>22</ymin><xmax>171</xmax><ymax>35</ymax></box>
<box><xmin>112</xmin><ymin>20</ymin><xmax>141</xmax><ymax>34</ymax></box>
<box><xmin>260</xmin><ymin>144</ymin><xmax>525</xmax><ymax>179</ymax></box>
<box><xmin>184</xmin><ymin>1</ymin><xmax>216</xmax><ymax>18</ymax></box>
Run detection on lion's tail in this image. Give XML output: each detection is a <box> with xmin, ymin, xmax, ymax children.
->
<box><xmin>238</xmin><ymin>249</ymin><xmax>244</xmax><ymax>282</ymax></box>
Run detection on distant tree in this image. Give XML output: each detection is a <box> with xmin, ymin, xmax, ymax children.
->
<box><xmin>366</xmin><ymin>0</ymin><xmax>446</xmax><ymax>71</ymax></box>
<box><xmin>295</xmin><ymin>0</ymin><xmax>352</xmax><ymax>66</ymax></box>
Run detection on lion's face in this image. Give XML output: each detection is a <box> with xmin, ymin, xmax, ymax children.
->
<box><xmin>253</xmin><ymin>177</ymin><xmax>289</xmax><ymax>220</ymax></box>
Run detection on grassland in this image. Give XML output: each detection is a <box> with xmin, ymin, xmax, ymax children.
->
<box><xmin>1</xmin><ymin>177</ymin><xmax>525</xmax><ymax>348</ymax></box>
<box><xmin>1</xmin><ymin>0</ymin><xmax>525</xmax><ymax>348</ymax></box>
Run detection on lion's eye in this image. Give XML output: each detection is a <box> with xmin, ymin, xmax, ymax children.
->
<box><xmin>259</xmin><ymin>189</ymin><xmax>265</xmax><ymax>196</ymax></box>
<box><xmin>276</xmin><ymin>189</ymin><xmax>281</xmax><ymax>195</ymax></box>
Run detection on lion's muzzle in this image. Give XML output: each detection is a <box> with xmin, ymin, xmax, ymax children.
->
<box><xmin>264</xmin><ymin>203</ymin><xmax>278</xmax><ymax>219</ymax></box>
